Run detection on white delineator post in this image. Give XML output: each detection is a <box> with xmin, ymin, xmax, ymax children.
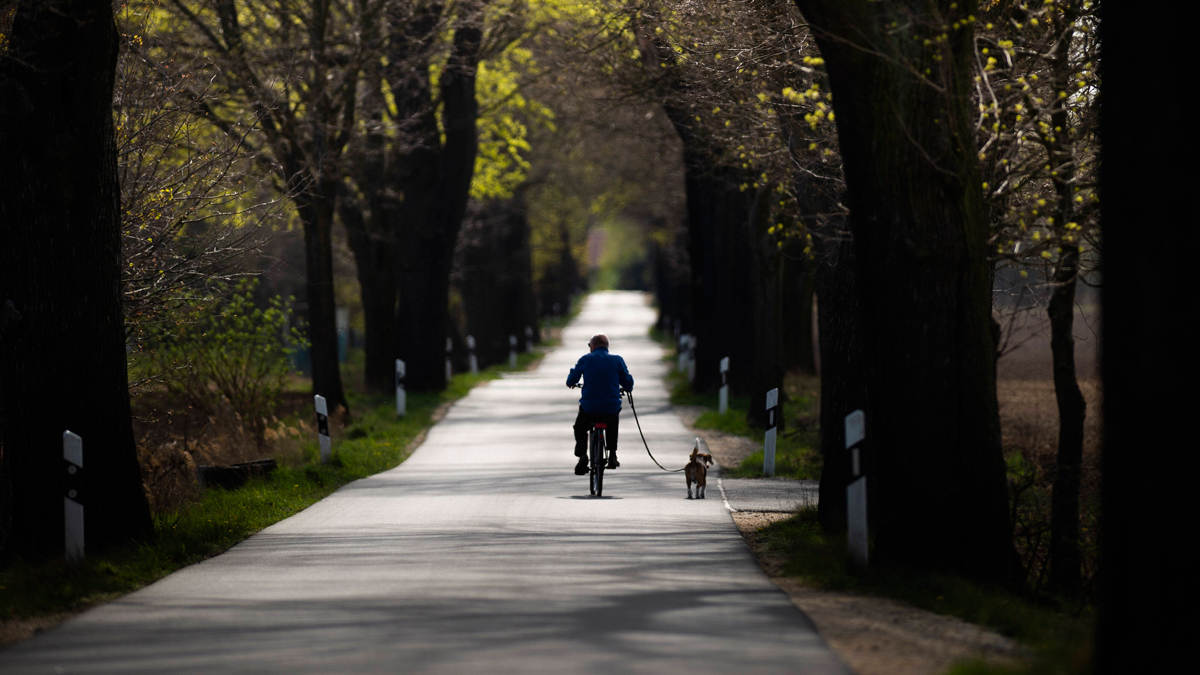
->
<box><xmin>314</xmin><ymin>395</ymin><xmax>331</xmax><ymax>463</ymax></box>
<box><xmin>445</xmin><ymin>337</ymin><xmax>453</xmax><ymax>383</ymax></box>
<box><xmin>763</xmin><ymin>388</ymin><xmax>779</xmax><ymax>476</ymax></box>
<box><xmin>718</xmin><ymin>356</ymin><xmax>730</xmax><ymax>415</ymax></box>
<box><xmin>509</xmin><ymin>334</ymin><xmax>518</xmax><ymax>368</ymax></box>
<box><xmin>677</xmin><ymin>334</ymin><xmax>689</xmax><ymax>372</ymax></box>
<box><xmin>395</xmin><ymin>359</ymin><xmax>406</xmax><ymax>417</ymax></box>
<box><xmin>686</xmin><ymin>335</ymin><xmax>697</xmax><ymax>383</ymax></box>
<box><xmin>467</xmin><ymin>335</ymin><xmax>478</xmax><ymax>375</ymax></box>
<box><xmin>524</xmin><ymin>325</ymin><xmax>534</xmax><ymax>353</ymax></box>
<box><xmin>335</xmin><ymin>307</ymin><xmax>350</xmax><ymax>363</ymax></box>
<box><xmin>63</xmin><ymin>431</ymin><xmax>84</xmax><ymax>564</ymax></box>
<box><xmin>845</xmin><ymin>409</ymin><xmax>868</xmax><ymax>568</ymax></box>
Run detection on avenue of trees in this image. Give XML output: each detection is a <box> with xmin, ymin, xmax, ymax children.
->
<box><xmin>1</xmin><ymin>0</ymin><xmax>155</xmax><ymax>558</ymax></box>
<box><xmin>557</xmin><ymin>0</ymin><xmax>1104</xmax><ymax>589</ymax></box>
<box><xmin>3</xmin><ymin>2</ymin><xmax>1192</xmax><ymax>666</ymax></box>
<box><xmin>0</xmin><ymin>0</ymin><xmax>651</xmax><ymax>556</ymax></box>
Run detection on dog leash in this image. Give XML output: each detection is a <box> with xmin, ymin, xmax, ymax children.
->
<box><xmin>626</xmin><ymin>391</ymin><xmax>686</xmax><ymax>473</ymax></box>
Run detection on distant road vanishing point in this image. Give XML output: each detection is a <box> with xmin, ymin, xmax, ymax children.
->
<box><xmin>0</xmin><ymin>291</ymin><xmax>848</xmax><ymax>674</ymax></box>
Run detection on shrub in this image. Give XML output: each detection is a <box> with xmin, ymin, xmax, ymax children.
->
<box><xmin>141</xmin><ymin>280</ymin><xmax>306</xmax><ymax>447</ymax></box>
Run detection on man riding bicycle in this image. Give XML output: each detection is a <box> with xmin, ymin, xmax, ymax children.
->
<box><xmin>567</xmin><ymin>333</ymin><xmax>634</xmax><ymax>475</ymax></box>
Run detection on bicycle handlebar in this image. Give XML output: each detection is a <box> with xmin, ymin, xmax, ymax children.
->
<box><xmin>566</xmin><ymin>383</ymin><xmax>631</xmax><ymax>396</ymax></box>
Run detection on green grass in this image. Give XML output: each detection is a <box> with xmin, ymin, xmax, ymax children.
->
<box><xmin>727</xmin><ymin>439</ymin><xmax>821</xmax><ymax>479</ymax></box>
<box><xmin>0</xmin><ymin>348</ymin><xmax>547</xmax><ymax>624</ymax></box>
<box><xmin>650</xmin><ymin>326</ymin><xmax>1090</xmax><ymax>673</ymax></box>
<box><xmin>539</xmin><ymin>293</ymin><xmax>587</xmax><ymax>334</ymax></box>
<box><xmin>660</xmin><ymin>360</ymin><xmax>821</xmax><ymax>480</ymax></box>
<box><xmin>694</xmin><ymin>408</ymin><xmax>751</xmax><ymax>435</ymax></box>
<box><xmin>759</xmin><ymin>508</ymin><xmax>1094</xmax><ymax>674</ymax></box>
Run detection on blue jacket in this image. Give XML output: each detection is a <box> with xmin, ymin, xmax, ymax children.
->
<box><xmin>567</xmin><ymin>348</ymin><xmax>634</xmax><ymax>415</ymax></box>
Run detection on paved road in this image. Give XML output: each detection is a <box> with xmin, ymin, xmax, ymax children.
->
<box><xmin>719</xmin><ymin>477</ymin><xmax>820</xmax><ymax>514</ymax></box>
<box><xmin>1</xmin><ymin>292</ymin><xmax>847</xmax><ymax>674</ymax></box>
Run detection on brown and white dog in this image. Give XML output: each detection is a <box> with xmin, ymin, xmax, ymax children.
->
<box><xmin>685</xmin><ymin>447</ymin><xmax>714</xmax><ymax>499</ymax></box>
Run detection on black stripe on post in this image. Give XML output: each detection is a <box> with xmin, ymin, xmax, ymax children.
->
<box><xmin>64</xmin><ymin>458</ymin><xmax>83</xmax><ymax>503</ymax></box>
<box><xmin>764</xmin><ymin>388</ymin><xmax>780</xmax><ymax>476</ymax></box>
<box><xmin>845</xmin><ymin>409</ymin><xmax>865</xmax><ymax>477</ymax></box>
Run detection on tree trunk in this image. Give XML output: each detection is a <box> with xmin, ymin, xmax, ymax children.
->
<box><xmin>677</xmin><ymin>157</ymin><xmax>755</xmax><ymax>394</ymax></box>
<box><xmin>457</xmin><ymin>196</ymin><xmax>539</xmax><ymax>366</ymax></box>
<box><xmin>656</xmin><ymin>97</ymin><xmax>759</xmax><ymax>395</ymax></box>
<box><xmin>1047</xmin><ymin>253</ymin><xmax>1085</xmax><ymax>597</ymax></box>
<box><xmin>296</xmin><ymin>184</ymin><xmax>349</xmax><ymax>412</ymax></box>
<box><xmin>391</xmin><ymin>12</ymin><xmax>481</xmax><ymax>392</ymax></box>
<box><xmin>650</xmin><ymin>217</ymin><xmax>691</xmax><ymax>335</ymax></box>
<box><xmin>537</xmin><ymin>221</ymin><xmax>581</xmax><ymax>318</ymax></box>
<box><xmin>1096</xmin><ymin>3</ymin><xmax>1197</xmax><ymax>668</ymax></box>
<box><xmin>812</xmin><ymin>228</ymin><xmax>868</xmax><ymax>534</ymax></box>
<box><xmin>782</xmin><ymin>253</ymin><xmax>818</xmax><ymax>375</ymax></box>
<box><xmin>637</xmin><ymin>28</ymin><xmax>759</xmax><ymax>397</ymax></box>
<box><xmin>747</xmin><ymin>186</ymin><xmax>785</xmax><ymax>428</ymax></box>
<box><xmin>772</xmin><ymin>77</ymin><xmax>864</xmax><ymax>533</ymax></box>
<box><xmin>1041</xmin><ymin>9</ymin><xmax>1086</xmax><ymax>598</ymax></box>
<box><xmin>791</xmin><ymin>0</ymin><xmax>1015</xmax><ymax>580</ymax></box>
<box><xmin>714</xmin><ymin>178</ymin><xmax>758</xmax><ymax>398</ymax></box>
<box><xmin>0</xmin><ymin>0</ymin><xmax>152</xmax><ymax>556</ymax></box>
<box><xmin>197</xmin><ymin>0</ymin><xmax>353</xmax><ymax>414</ymax></box>
<box><xmin>338</xmin><ymin>190</ymin><xmax>396</xmax><ymax>395</ymax></box>
<box><xmin>340</xmin><ymin>47</ymin><xmax>397</xmax><ymax>396</ymax></box>
<box><xmin>680</xmin><ymin>161</ymin><xmax>723</xmax><ymax>392</ymax></box>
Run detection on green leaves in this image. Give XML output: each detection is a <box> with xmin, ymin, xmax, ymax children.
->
<box><xmin>138</xmin><ymin>279</ymin><xmax>307</xmax><ymax>446</ymax></box>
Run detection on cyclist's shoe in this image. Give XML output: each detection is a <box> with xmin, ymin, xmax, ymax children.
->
<box><xmin>574</xmin><ymin>458</ymin><xmax>589</xmax><ymax>475</ymax></box>
<box><xmin>607</xmin><ymin>455</ymin><xmax>620</xmax><ymax>469</ymax></box>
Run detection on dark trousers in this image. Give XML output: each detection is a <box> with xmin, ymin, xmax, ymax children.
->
<box><xmin>574</xmin><ymin>408</ymin><xmax>619</xmax><ymax>457</ymax></box>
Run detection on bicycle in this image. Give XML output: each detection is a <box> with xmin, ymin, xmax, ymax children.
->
<box><xmin>571</xmin><ymin>386</ymin><xmax>626</xmax><ymax>497</ymax></box>
<box><xmin>586</xmin><ymin>416</ymin><xmax>609</xmax><ymax>497</ymax></box>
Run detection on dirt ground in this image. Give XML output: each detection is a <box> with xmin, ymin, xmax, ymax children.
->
<box><xmin>677</xmin><ymin>412</ymin><xmax>1025</xmax><ymax>675</ymax></box>
<box><xmin>995</xmin><ymin>302</ymin><xmax>1102</xmax><ymax>459</ymax></box>
<box><xmin>996</xmin><ymin>304</ymin><xmax>1103</xmax><ymax>592</ymax></box>
<box><xmin>669</xmin><ymin>305</ymin><xmax>1101</xmax><ymax>672</ymax></box>
<box><xmin>0</xmin><ymin>614</ymin><xmax>76</xmax><ymax>649</ymax></box>
<box><xmin>733</xmin><ymin>513</ymin><xmax>1024</xmax><ymax>675</ymax></box>
<box><xmin>673</xmin><ymin>405</ymin><xmax>760</xmax><ymax>468</ymax></box>
<box><xmin>998</xmin><ymin>378</ymin><xmax>1102</xmax><ymax>460</ymax></box>
<box><xmin>995</xmin><ymin>303</ymin><xmax>1102</xmax><ymax>462</ymax></box>
<box><xmin>995</xmin><ymin>303</ymin><xmax>1099</xmax><ymax>381</ymax></box>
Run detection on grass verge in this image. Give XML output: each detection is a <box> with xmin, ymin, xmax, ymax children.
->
<box><xmin>653</xmin><ymin>334</ymin><xmax>821</xmax><ymax>480</ymax></box>
<box><xmin>538</xmin><ymin>293</ymin><xmax>588</xmax><ymax>346</ymax></box>
<box><xmin>0</xmin><ymin>348</ymin><xmax>546</xmax><ymax>635</ymax></box>
<box><xmin>759</xmin><ymin>508</ymin><xmax>1094</xmax><ymax>674</ymax></box>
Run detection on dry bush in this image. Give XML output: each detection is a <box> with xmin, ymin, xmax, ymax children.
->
<box><xmin>999</xmin><ymin>377</ymin><xmax>1102</xmax><ymax>599</ymax></box>
<box><xmin>262</xmin><ymin>419</ymin><xmax>309</xmax><ymax>468</ymax></box>
<box><xmin>131</xmin><ymin>393</ymin><xmax>314</xmax><ymax>514</ymax></box>
<box><xmin>137</xmin><ymin>440</ymin><xmax>200</xmax><ymax>514</ymax></box>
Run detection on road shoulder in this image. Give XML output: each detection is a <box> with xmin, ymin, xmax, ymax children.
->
<box><xmin>678</xmin><ymin>411</ymin><xmax>1024</xmax><ymax>675</ymax></box>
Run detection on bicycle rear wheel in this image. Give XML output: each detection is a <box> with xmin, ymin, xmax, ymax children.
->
<box><xmin>587</xmin><ymin>429</ymin><xmax>597</xmax><ymax>495</ymax></box>
<box><xmin>590</xmin><ymin>428</ymin><xmax>605</xmax><ymax>497</ymax></box>
<box><xmin>592</xmin><ymin>462</ymin><xmax>604</xmax><ymax>497</ymax></box>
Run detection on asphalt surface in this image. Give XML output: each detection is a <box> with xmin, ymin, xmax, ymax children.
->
<box><xmin>0</xmin><ymin>291</ymin><xmax>848</xmax><ymax>674</ymax></box>
<box><xmin>719</xmin><ymin>477</ymin><xmax>820</xmax><ymax>514</ymax></box>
